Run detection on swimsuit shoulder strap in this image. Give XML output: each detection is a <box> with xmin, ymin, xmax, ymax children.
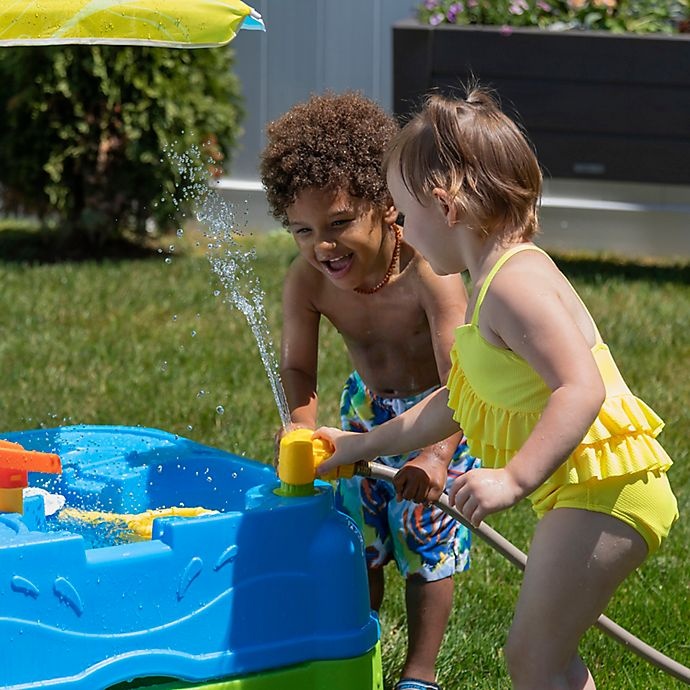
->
<box><xmin>469</xmin><ymin>244</ymin><xmax>603</xmax><ymax>343</ymax></box>
<box><xmin>470</xmin><ymin>244</ymin><xmax>538</xmax><ymax>326</ymax></box>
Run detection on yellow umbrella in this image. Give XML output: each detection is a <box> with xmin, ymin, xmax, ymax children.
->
<box><xmin>0</xmin><ymin>0</ymin><xmax>264</xmax><ymax>48</ymax></box>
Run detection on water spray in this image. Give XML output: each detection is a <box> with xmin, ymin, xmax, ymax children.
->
<box><xmin>166</xmin><ymin>145</ymin><xmax>293</xmax><ymax>431</ymax></box>
<box><xmin>277</xmin><ymin>432</ymin><xmax>690</xmax><ymax>684</ymax></box>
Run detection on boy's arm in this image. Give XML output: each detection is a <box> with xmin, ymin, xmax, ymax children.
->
<box><xmin>393</xmin><ymin>432</ymin><xmax>464</xmax><ymax>502</ymax></box>
<box><xmin>275</xmin><ymin>261</ymin><xmax>322</xmax><ymax>460</ymax></box>
<box><xmin>394</xmin><ymin>267</ymin><xmax>469</xmax><ymax>502</ymax></box>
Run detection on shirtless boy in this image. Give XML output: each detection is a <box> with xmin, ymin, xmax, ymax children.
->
<box><xmin>260</xmin><ymin>92</ymin><xmax>478</xmax><ymax>690</ymax></box>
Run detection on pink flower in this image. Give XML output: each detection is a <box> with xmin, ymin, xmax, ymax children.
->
<box><xmin>537</xmin><ymin>0</ymin><xmax>552</xmax><ymax>11</ymax></box>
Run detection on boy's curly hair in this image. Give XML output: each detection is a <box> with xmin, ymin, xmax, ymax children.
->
<box><xmin>260</xmin><ymin>92</ymin><xmax>399</xmax><ymax>226</ymax></box>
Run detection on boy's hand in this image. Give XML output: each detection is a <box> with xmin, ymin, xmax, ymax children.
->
<box><xmin>394</xmin><ymin>452</ymin><xmax>448</xmax><ymax>504</ymax></box>
<box><xmin>313</xmin><ymin>427</ymin><xmax>366</xmax><ymax>475</ymax></box>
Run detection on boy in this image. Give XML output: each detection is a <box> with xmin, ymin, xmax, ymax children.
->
<box><xmin>260</xmin><ymin>92</ymin><xmax>477</xmax><ymax>690</ymax></box>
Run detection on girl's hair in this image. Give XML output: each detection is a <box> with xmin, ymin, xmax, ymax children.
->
<box><xmin>385</xmin><ymin>87</ymin><xmax>542</xmax><ymax>239</ymax></box>
<box><xmin>260</xmin><ymin>91</ymin><xmax>399</xmax><ymax>226</ymax></box>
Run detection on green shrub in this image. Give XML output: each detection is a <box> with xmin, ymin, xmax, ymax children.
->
<box><xmin>0</xmin><ymin>46</ymin><xmax>242</xmax><ymax>248</ymax></box>
<box><xmin>416</xmin><ymin>0</ymin><xmax>690</xmax><ymax>34</ymax></box>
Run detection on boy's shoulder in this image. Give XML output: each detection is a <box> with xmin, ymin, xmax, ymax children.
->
<box><xmin>283</xmin><ymin>254</ymin><xmax>337</xmax><ymax>312</ymax></box>
<box><xmin>285</xmin><ymin>254</ymin><xmax>327</xmax><ymax>291</ymax></box>
<box><xmin>398</xmin><ymin>243</ymin><xmax>465</xmax><ymax>295</ymax></box>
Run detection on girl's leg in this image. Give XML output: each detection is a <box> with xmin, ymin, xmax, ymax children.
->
<box><xmin>504</xmin><ymin>508</ymin><xmax>648</xmax><ymax>690</ymax></box>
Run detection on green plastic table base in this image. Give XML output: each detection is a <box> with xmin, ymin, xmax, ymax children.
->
<box><xmin>113</xmin><ymin>643</ymin><xmax>383</xmax><ymax>690</ymax></box>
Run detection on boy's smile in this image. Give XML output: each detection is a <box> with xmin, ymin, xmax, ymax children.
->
<box><xmin>286</xmin><ymin>187</ymin><xmax>397</xmax><ymax>292</ymax></box>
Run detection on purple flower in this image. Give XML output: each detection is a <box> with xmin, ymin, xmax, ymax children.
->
<box><xmin>447</xmin><ymin>2</ymin><xmax>465</xmax><ymax>22</ymax></box>
<box><xmin>429</xmin><ymin>11</ymin><xmax>445</xmax><ymax>25</ymax></box>
<box><xmin>424</xmin><ymin>0</ymin><xmax>439</xmax><ymax>9</ymax></box>
<box><xmin>500</xmin><ymin>24</ymin><xmax>514</xmax><ymax>35</ymax></box>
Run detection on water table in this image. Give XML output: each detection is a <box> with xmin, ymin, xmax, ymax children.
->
<box><xmin>0</xmin><ymin>425</ymin><xmax>382</xmax><ymax>690</ymax></box>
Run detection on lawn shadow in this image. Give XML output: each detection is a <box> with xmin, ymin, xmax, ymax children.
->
<box><xmin>550</xmin><ymin>252</ymin><xmax>689</xmax><ymax>286</ymax></box>
<box><xmin>0</xmin><ymin>223</ymin><xmax>174</xmax><ymax>264</ymax></box>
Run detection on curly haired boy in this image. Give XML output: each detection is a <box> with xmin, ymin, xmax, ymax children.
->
<box><xmin>260</xmin><ymin>92</ymin><xmax>479</xmax><ymax>690</ymax></box>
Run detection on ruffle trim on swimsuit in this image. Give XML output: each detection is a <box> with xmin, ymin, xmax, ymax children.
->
<box><xmin>447</xmin><ymin>352</ymin><xmax>673</xmax><ymax>486</ymax></box>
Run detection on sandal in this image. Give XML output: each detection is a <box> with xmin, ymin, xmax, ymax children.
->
<box><xmin>394</xmin><ymin>679</ymin><xmax>441</xmax><ymax>690</ymax></box>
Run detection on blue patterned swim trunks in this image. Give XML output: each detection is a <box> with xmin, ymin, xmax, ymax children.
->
<box><xmin>335</xmin><ymin>371</ymin><xmax>480</xmax><ymax>581</ymax></box>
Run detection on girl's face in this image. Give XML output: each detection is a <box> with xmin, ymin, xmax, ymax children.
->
<box><xmin>386</xmin><ymin>166</ymin><xmax>465</xmax><ymax>276</ymax></box>
<box><xmin>286</xmin><ymin>187</ymin><xmax>395</xmax><ymax>291</ymax></box>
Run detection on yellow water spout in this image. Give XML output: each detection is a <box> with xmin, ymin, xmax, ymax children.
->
<box><xmin>277</xmin><ymin>428</ymin><xmax>354</xmax><ymax>497</ymax></box>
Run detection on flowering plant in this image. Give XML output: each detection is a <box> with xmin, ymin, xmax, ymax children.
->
<box><xmin>416</xmin><ymin>0</ymin><xmax>690</xmax><ymax>34</ymax></box>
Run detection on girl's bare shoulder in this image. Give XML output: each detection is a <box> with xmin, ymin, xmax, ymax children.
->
<box><xmin>488</xmin><ymin>247</ymin><xmax>562</xmax><ymax>299</ymax></box>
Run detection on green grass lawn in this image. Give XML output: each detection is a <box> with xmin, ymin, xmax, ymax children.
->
<box><xmin>1</xmin><ymin>227</ymin><xmax>688</xmax><ymax>689</ymax></box>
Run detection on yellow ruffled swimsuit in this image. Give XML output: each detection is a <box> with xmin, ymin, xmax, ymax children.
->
<box><xmin>447</xmin><ymin>245</ymin><xmax>678</xmax><ymax>552</ymax></box>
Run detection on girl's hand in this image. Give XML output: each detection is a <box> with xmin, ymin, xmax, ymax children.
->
<box><xmin>448</xmin><ymin>468</ymin><xmax>524</xmax><ymax>527</ymax></box>
<box><xmin>313</xmin><ymin>427</ymin><xmax>367</xmax><ymax>475</ymax></box>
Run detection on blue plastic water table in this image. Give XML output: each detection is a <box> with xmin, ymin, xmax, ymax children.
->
<box><xmin>0</xmin><ymin>425</ymin><xmax>381</xmax><ymax>690</ymax></box>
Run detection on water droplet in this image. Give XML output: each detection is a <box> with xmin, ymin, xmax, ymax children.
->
<box><xmin>164</xmin><ymin>257</ymin><xmax>172</xmax><ymax>264</ymax></box>
<box><xmin>160</xmin><ymin>360</ymin><xmax>168</xmax><ymax>372</ymax></box>
<box><xmin>216</xmin><ymin>405</ymin><xmax>225</xmax><ymax>415</ymax></box>
<box><xmin>191</xmin><ymin>330</ymin><xmax>197</xmax><ymax>337</ymax></box>
<box><xmin>176</xmin><ymin>228</ymin><xmax>184</xmax><ymax>237</ymax></box>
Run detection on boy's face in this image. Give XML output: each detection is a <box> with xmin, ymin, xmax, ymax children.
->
<box><xmin>286</xmin><ymin>187</ymin><xmax>394</xmax><ymax>291</ymax></box>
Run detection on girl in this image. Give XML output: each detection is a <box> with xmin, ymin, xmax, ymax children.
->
<box><xmin>315</xmin><ymin>88</ymin><xmax>678</xmax><ymax>689</ymax></box>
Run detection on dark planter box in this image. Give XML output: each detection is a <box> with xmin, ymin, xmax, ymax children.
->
<box><xmin>393</xmin><ymin>19</ymin><xmax>690</xmax><ymax>185</ymax></box>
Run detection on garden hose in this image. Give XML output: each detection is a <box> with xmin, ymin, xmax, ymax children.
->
<box><xmin>360</xmin><ymin>461</ymin><xmax>690</xmax><ymax>685</ymax></box>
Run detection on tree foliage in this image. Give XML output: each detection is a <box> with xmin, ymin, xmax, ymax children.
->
<box><xmin>0</xmin><ymin>46</ymin><xmax>243</xmax><ymax>248</ymax></box>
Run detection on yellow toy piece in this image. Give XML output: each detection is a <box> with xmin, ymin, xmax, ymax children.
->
<box><xmin>59</xmin><ymin>506</ymin><xmax>217</xmax><ymax>540</ymax></box>
<box><xmin>277</xmin><ymin>429</ymin><xmax>354</xmax><ymax>497</ymax></box>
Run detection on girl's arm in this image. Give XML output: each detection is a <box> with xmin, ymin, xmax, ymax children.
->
<box><xmin>315</xmin><ymin>385</ymin><xmax>461</xmax><ymax>475</ymax></box>
<box><xmin>449</xmin><ymin>267</ymin><xmax>605</xmax><ymax>525</ymax></box>
<box><xmin>495</xmin><ymin>274</ymin><xmax>605</xmax><ymax>493</ymax></box>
